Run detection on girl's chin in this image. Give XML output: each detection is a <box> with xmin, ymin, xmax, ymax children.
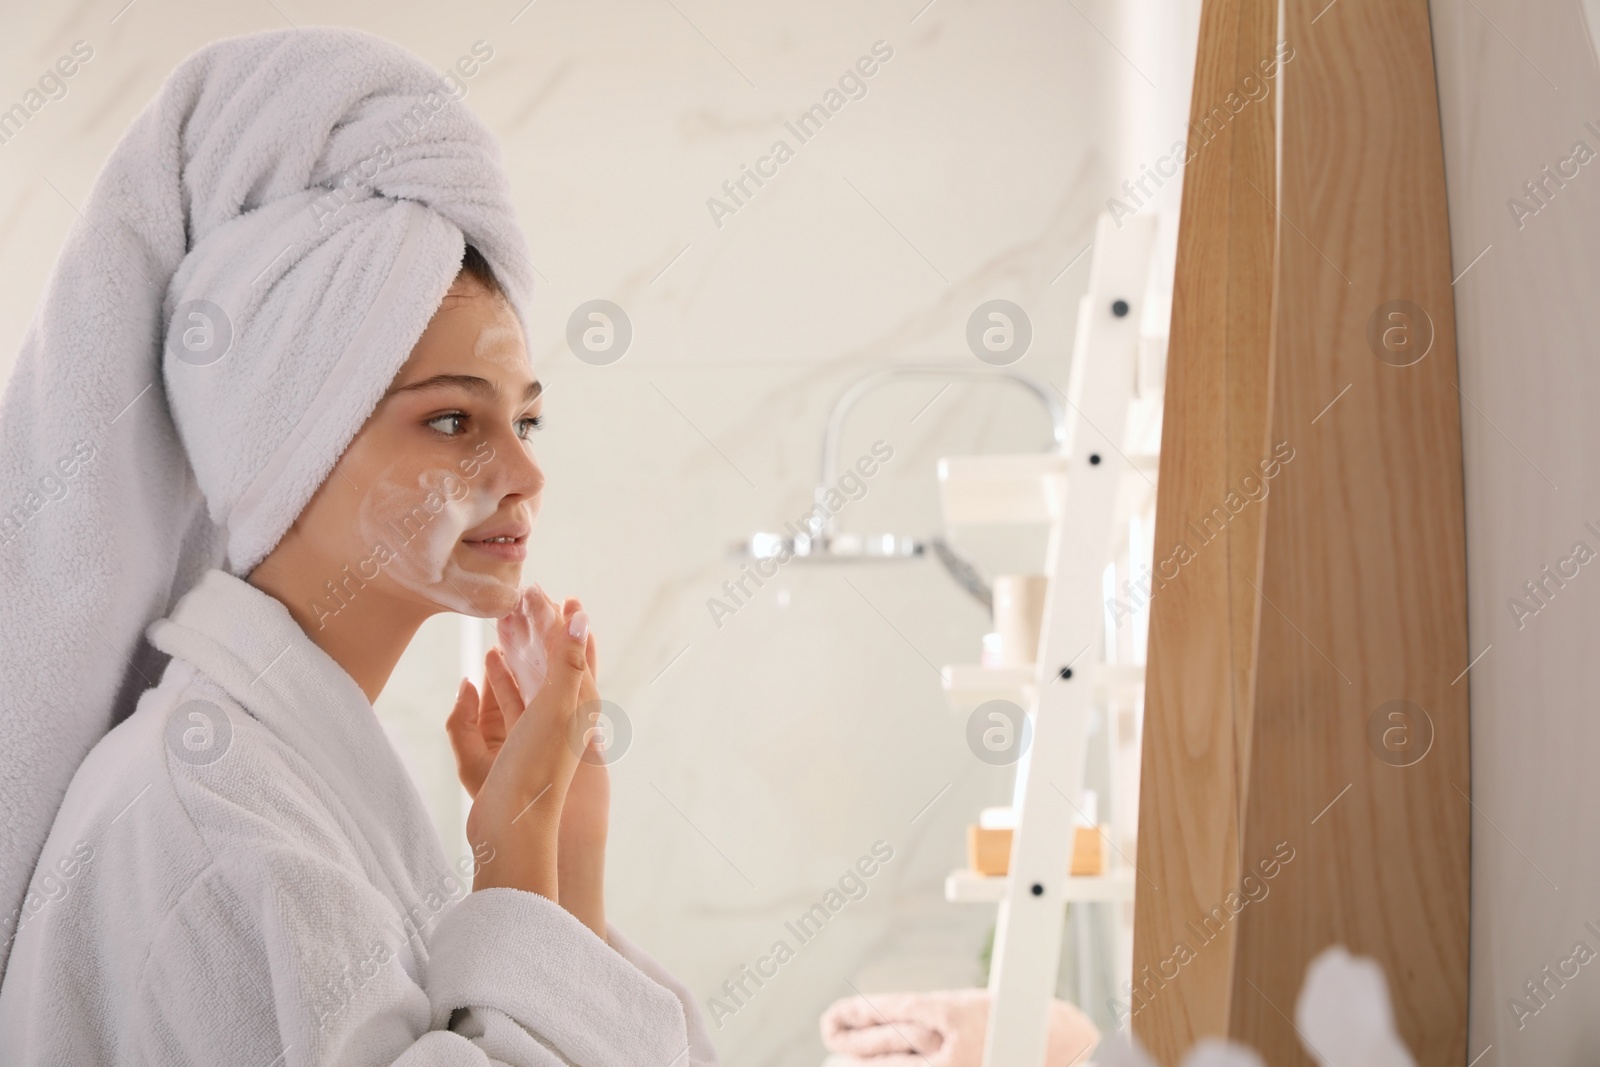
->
<box><xmin>445</xmin><ymin>563</ymin><xmax>523</xmax><ymax>618</ymax></box>
<box><xmin>437</xmin><ymin>587</ymin><xmax>520</xmax><ymax>619</ymax></box>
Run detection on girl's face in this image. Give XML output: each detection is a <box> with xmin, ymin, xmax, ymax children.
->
<box><xmin>281</xmin><ymin>272</ymin><xmax>544</xmax><ymax>622</ymax></box>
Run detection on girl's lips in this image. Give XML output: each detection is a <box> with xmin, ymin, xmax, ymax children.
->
<box><xmin>462</xmin><ymin>536</ymin><xmax>527</xmax><ymax>562</ymax></box>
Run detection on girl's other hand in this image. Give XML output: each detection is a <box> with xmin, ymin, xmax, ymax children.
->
<box><xmin>445</xmin><ymin>583</ymin><xmax>566</xmax><ymax>800</ymax></box>
<box><xmin>457</xmin><ymin>594</ymin><xmax>592</xmax><ymax>900</ymax></box>
<box><xmin>559</xmin><ymin>599</ymin><xmax>610</xmax><ymax>852</ymax></box>
<box><xmin>444</xmin><ymin>647</ymin><xmax>515</xmax><ymax>801</ymax></box>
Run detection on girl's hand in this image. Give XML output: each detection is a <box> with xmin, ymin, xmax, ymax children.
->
<box><xmin>445</xmin><ymin>649</ymin><xmax>511</xmax><ymax>802</ymax></box>
<box><xmin>470</xmin><ymin>587</ymin><xmax>609</xmax><ymax>852</ymax></box>
<box><xmin>496</xmin><ymin>583</ymin><xmax>558</xmax><ymax>703</ymax></box>
<box><xmin>555</xmin><ymin>598</ymin><xmax>610</xmax><ymax>939</ymax></box>
<box><xmin>446</xmin><ymin>584</ymin><xmax>562</xmax><ymax>800</ymax></box>
<box><xmin>560</xmin><ymin>601</ymin><xmax>611</xmax><ymax>853</ymax></box>
<box><xmin>446</xmin><ymin>586</ymin><xmax>611</xmax><ymax>938</ymax></box>
<box><xmin>457</xmin><ymin>594</ymin><xmax>591</xmax><ymax>903</ymax></box>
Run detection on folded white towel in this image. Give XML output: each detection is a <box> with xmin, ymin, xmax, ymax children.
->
<box><xmin>0</xmin><ymin>26</ymin><xmax>534</xmax><ymax>977</ymax></box>
<box><xmin>820</xmin><ymin>989</ymin><xmax>1099</xmax><ymax>1066</ymax></box>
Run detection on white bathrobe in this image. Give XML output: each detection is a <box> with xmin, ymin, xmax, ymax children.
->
<box><xmin>0</xmin><ymin>568</ymin><xmax>718</xmax><ymax>1067</ymax></box>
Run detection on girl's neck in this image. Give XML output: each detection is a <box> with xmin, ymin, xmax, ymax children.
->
<box><xmin>246</xmin><ymin>551</ymin><xmax>432</xmax><ymax>705</ymax></box>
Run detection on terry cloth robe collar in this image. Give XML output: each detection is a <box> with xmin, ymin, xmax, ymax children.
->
<box><xmin>130</xmin><ymin>567</ymin><xmax>714</xmax><ymax>1065</ymax></box>
<box><xmin>140</xmin><ymin>572</ymin><xmax>716</xmax><ymax>1062</ymax></box>
<box><xmin>0</xmin><ymin>562</ymin><xmax>719</xmax><ymax>1064</ymax></box>
<box><xmin>0</xmin><ymin>563</ymin><xmax>716</xmax><ymax>1064</ymax></box>
<box><xmin>148</xmin><ymin>567</ymin><xmax>448</xmax><ymax>937</ymax></box>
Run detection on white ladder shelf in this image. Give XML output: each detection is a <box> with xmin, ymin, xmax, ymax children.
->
<box><xmin>937</xmin><ymin>210</ymin><xmax>1159</xmax><ymax>1066</ymax></box>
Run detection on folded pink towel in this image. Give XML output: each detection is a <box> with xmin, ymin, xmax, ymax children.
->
<box><xmin>819</xmin><ymin>988</ymin><xmax>1099</xmax><ymax>1066</ymax></box>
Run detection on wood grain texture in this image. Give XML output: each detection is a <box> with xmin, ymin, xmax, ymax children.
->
<box><xmin>1128</xmin><ymin>0</ymin><xmax>1277</xmax><ymax>1056</ymax></box>
<box><xmin>1132</xmin><ymin>0</ymin><xmax>1471</xmax><ymax>1063</ymax></box>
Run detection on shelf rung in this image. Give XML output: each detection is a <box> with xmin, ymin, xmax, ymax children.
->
<box><xmin>940</xmin><ymin>663</ymin><xmax>1145</xmax><ymax>713</ymax></box>
<box><xmin>943</xmin><ymin>868</ymin><xmax>1136</xmax><ymax>904</ymax></box>
<box><xmin>941</xmin><ymin>663</ymin><xmax>1035</xmax><ymax>708</ymax></box>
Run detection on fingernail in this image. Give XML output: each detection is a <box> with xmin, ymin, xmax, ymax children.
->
<box><xmin>568</xmin><ymin>610</ymin><xmax>589</xmax><ymax>641</ymax></box>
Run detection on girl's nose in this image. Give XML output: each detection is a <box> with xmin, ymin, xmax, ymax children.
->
<box><xmin>501</xmin><ymin>433</ymin><xmax>545</xmax><ymax>502</ymax></box>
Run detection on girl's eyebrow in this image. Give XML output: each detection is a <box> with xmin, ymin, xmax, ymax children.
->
<box><xmin>385</xmin><ymin>374</ymin><xmax>542</xmax><ymax>403</ymax></box>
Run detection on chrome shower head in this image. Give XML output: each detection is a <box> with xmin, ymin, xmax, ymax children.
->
<box><xmin>738</xmin><ymin>529</ymin><xmax>924</xmax><ymax>563</ymax></box>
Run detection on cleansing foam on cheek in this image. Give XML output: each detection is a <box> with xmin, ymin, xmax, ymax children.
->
<box><xmin>356</xmin><ymin>461</ymin><xmax>505</xmax><ymax>614</ymax></box>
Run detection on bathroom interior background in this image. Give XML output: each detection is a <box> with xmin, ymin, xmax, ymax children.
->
<box><xmin>0</xmin><ymin>1</ymin><xmax>1200</xmax><ymax>1062</ymax></box>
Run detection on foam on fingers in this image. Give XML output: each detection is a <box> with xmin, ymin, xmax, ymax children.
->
<box><xmin>497</xmin><ymin>583</ymin><xmax>569</xmax><ymax>700</ymax></box>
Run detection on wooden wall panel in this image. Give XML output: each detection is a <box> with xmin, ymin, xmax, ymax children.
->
<box><xmin>1128</xmin><ymin>0</ymin><xmax>1277</xmax><ymax>1057</ymax></box>
<box><xmin>1132</xmin><ymin>0</ymin><xmax>1471</xmax><ymax>1063</ymax></box>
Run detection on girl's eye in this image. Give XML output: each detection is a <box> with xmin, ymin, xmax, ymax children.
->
<box><xmin>425</xmin><ymin>411</ymin><xmax>541</xmax><ymax>439</ymax></box>
<box><xmin>426</xmin><ymin>412</ymin><xmax>468</xmax><ymax>436</ymax></box>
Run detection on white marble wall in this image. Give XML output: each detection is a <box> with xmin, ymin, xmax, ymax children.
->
<box><xmin>1430</xmin><ymin>1</ymin><xmax>1600</xmax><ymax>1062</ymax></box>
<box><xmin>0</xmin><ymin>2</ymin><xmax>1177</xmax><ymax>1062</ymax></box>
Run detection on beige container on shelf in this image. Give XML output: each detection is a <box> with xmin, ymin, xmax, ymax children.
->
<box><xmin>965</xmin><ymin>825</ymin><xmax>1105</xmax><ymax>878</ymax></box>
<box><xmin>968</xmin><ymin>825</ymin><xmax>1012</xmax><ymax>877</ymax></box>
<box><xmin>992</xmin><ymin>574</ymin><xmax>1048</xmax><ymax>667</ymax></box>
